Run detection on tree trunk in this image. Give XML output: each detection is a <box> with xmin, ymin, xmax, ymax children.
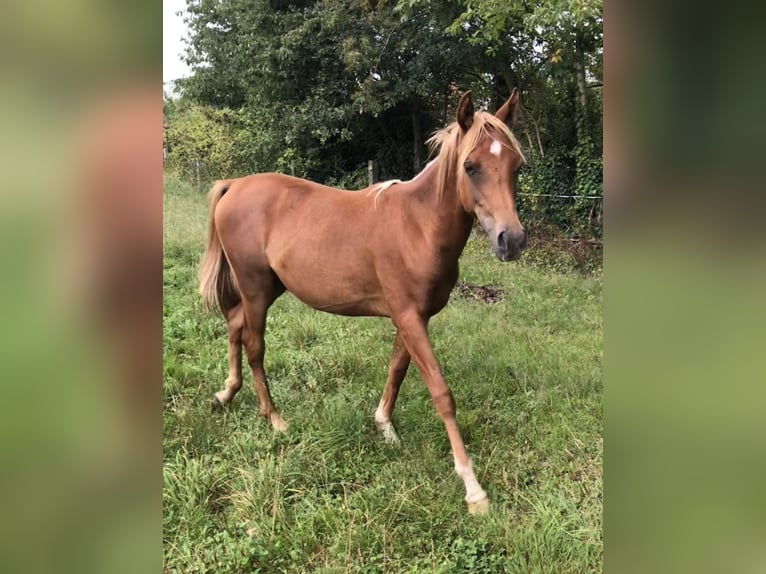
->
<box><xmin>411</xmin><ymin>93</ymin><xmax>423</xmax><ymax>174</ymax></box>
<box><xmin>574</xmin><ymin>31</ymin><xmax>589</xmax><ymax>114</ymax></box>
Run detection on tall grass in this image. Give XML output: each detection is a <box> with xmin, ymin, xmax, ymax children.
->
<box><xmin>163</xmin><ymin>174</ymin><xmax>602</xmax><ymax>573</ymax></box>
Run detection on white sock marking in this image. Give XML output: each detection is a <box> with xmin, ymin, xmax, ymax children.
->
<box><xmin>375</xmin><ymin>406</ymin><xmax>401</xmax><ymax>444</ymax></box>
<box><xmin>455</xmin><ymin>459</ymin><xmax>487</xmax><ymax>503</ymax></box>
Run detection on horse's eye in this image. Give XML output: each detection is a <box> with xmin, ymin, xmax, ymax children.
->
<box><xmin>464</xmin><ymin>161</ymin><xmax>478</xmax><ymax>175</ymax></box>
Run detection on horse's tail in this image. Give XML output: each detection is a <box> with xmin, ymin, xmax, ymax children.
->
<box><xmin>199</xmin><ymin>180</ymin><xmax>239</xmax><ymax>314</ymax></box>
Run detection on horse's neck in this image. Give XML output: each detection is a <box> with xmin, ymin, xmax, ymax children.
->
<box><xmin>408</xmin><ymin>160</ymin><xmax>474</xmax><ymax>257</ymax></box>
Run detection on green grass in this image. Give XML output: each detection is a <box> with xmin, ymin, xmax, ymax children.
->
<box><xmin>163</xmin><ymin>174</ymin><xmax>602</xmax><ymax>573</ymax></box>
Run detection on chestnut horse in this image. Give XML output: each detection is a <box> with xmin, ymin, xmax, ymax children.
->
<box><xmin>198</xmin><ymin>90</ymin><xmax>526</xmax><ymax>514</ymax></box>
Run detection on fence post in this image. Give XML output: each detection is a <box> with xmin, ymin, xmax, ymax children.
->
<box><xmin>368</xmin><ymin>160</ymin><xmax>378</xmax><ymax>185</ymax></box>
<box><xmin>195</xmin><ymin>158</ymin><xmax>200</xmax><ymax>188</ymax></box>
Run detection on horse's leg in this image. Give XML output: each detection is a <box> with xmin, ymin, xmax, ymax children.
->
<box><xmin>394</xmin><ymin>310</ymin><xmax>489</xmax><ymax>514</ymax></box>
<box><xmin>212</xmin><ymin>304</ymin><xmax>244</xmax><ymax>406</ymax></box>
<box><xmin>241</xmin><ymin>280</ymin><xmax>287</xmax><ymax>432</ymax></box>
<box><xmin>374</xmin><ymin>330</ymin><xmax>411</xmax><ymax>444</ymax></box>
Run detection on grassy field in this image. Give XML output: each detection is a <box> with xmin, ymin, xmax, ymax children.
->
<box><xmin>163</xmin><ymin>174</ymin><xmax>602</xmax><ymax>573</ymax></box>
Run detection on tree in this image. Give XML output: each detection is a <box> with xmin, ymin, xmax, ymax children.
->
<box><xmin>170</xmin><ymin>0</ymin><xmax>603</xmax><ymax>235</ymax></box>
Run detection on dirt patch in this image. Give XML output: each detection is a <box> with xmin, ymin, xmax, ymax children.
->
<box><xmin>453</xmin><ymin>280</ymin><xmax>504</xmax><ymax>304</ymax></box>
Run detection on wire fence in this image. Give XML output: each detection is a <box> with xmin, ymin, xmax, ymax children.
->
<box><xmin>165</xmin><ymin>154</ymin><xmax>603</xmax><ymax>238</ymax></box>
<box><xmin>518</xmin><ymin>192</ymin><xmax>602</xmax><ymax>199</ymax></box>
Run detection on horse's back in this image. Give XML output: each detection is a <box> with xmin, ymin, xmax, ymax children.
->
<box><xmin>218</xmin><ymin>172</ymin><xmax>369</xmax><ymax>217</ymax></box>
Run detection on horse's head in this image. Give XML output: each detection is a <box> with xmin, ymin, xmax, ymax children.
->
<box><xmin>454</xmin><ymin>90</ymin><xmax>527</xmax><ymax>262</ymax></box>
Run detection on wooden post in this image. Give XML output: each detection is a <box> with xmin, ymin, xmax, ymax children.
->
<box><xmin>368</xmin><ymin>160</ymin><xmax>378</xmax><ymax>185</ymax></box>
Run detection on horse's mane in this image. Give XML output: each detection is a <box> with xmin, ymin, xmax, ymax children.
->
<box><xmin>374</xmin><ymin>111</ymin><xmax>525</xmax><ymax>206</ymax></box>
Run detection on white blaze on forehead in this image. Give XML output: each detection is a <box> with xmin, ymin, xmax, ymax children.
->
<box><xmin>489</xmin><ymin>140</ymin><xmax>503</xmax><ymax>157</ymax></box>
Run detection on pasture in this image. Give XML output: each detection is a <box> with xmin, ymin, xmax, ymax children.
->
<box><xmin>163</xmin><ymin>174</ymin><xmax>602</xmax><ymax>573</ymax></box>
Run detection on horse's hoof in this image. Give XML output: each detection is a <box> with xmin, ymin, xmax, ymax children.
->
<box><xmin>467</xmin><ymin>497</ymin><xmax>490</xmax><ymax>515</ymax></box>
<box><xmin>270</xmin><ymin>413</ymin><xmax>288</xmax><ymax>433</ymax></box>
<box><xmin>381</xmin><ymin>425</ymin><xmax>401</xmax><ymax>445</ymax></box>
<box><xmin>375</xmin><ymin>418</ymin><xmax>401</xmax><ymax>445</ymax></box>
<box><xmin>211</xmin><ymin>395</ymin><xmax>226</xmax><ymax>411</ymax></box>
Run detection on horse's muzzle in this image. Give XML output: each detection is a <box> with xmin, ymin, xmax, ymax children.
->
<box><xmin>493</xmin><ymin>227</ymin><xmax>527</xmax><ymax>261</ymax></box>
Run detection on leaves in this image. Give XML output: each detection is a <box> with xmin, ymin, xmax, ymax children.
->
<box><xmin>167</xmin><ymin>0</ymin><xmax>603</xmax><ymax>233</ymax></box>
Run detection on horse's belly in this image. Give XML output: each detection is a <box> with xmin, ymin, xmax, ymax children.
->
<box><xmin>270</xmin><ymin>253</ymin><xmax>389</xmax><ymax>317</ymax></box>
<box><xmin>280</xmin><ymin>278</ymin><xmax>389</xmax><ymax>317</ymax></box>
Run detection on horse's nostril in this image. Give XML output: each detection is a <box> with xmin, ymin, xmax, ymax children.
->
<box><xmin>497</xmin><ymin>229</ymin><xmax>508</xmax><ymax>246</ymax></box>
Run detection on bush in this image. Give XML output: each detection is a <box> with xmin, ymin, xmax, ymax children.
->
<box><xmin>164</xmin><ymin>103</ymin><xmax>251</xmax><ymax>189</ymax></box>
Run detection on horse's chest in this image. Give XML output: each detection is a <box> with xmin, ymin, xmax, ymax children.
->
<box><xmin>420</xmin><ymin>264</ymin><xmax>459</xmax><ymax>316</ymax></box>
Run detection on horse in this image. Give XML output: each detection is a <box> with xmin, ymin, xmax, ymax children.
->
<box><xmin>198</xmin><ymin>90</ymin><xmax>526</xmax><ymax>514</ymax></box>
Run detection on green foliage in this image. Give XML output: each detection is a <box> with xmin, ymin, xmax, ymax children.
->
<box><xmin>572</xmin><ymin>113</ymin><xmax>603</xmax><ymax>237</ymax></box>
<box><xmin>437</xmin><ymin>536</ymin><xmax>510</xmax><ymax>572</ymax></box>
<box><xmin>518</xmin><ymin>120</ymin><xmax>603</xmax><ymax>238</ymax></box>
<box><xmin>324</xmin><ymin>164</ymin><xmax>370</xmax><ymax>190</ymax></box>
<box><xmin>164</xmin><ymin>101</ymin><xmax>250</xmax><ymax>187</ymax></box>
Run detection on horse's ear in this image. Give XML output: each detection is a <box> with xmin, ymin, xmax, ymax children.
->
<box><xmin>457</xmin><ymin>92</ymin><xmax>474</xmax><ymax>132</ymax></box>
<box><xmin>496</xmin><ymin>88</ymin><xmax>520</xmax><ymax>127</ymax></box>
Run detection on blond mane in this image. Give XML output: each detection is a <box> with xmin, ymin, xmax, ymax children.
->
<box><xmin>373</xmin><ymin>111</ymin><xmax>524</xmax><ymax>205</ymax></box>
<box><xmin>427</xmin><ymin>111</ymin><xmax>525</xmax><ymax>205</ymax></box>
